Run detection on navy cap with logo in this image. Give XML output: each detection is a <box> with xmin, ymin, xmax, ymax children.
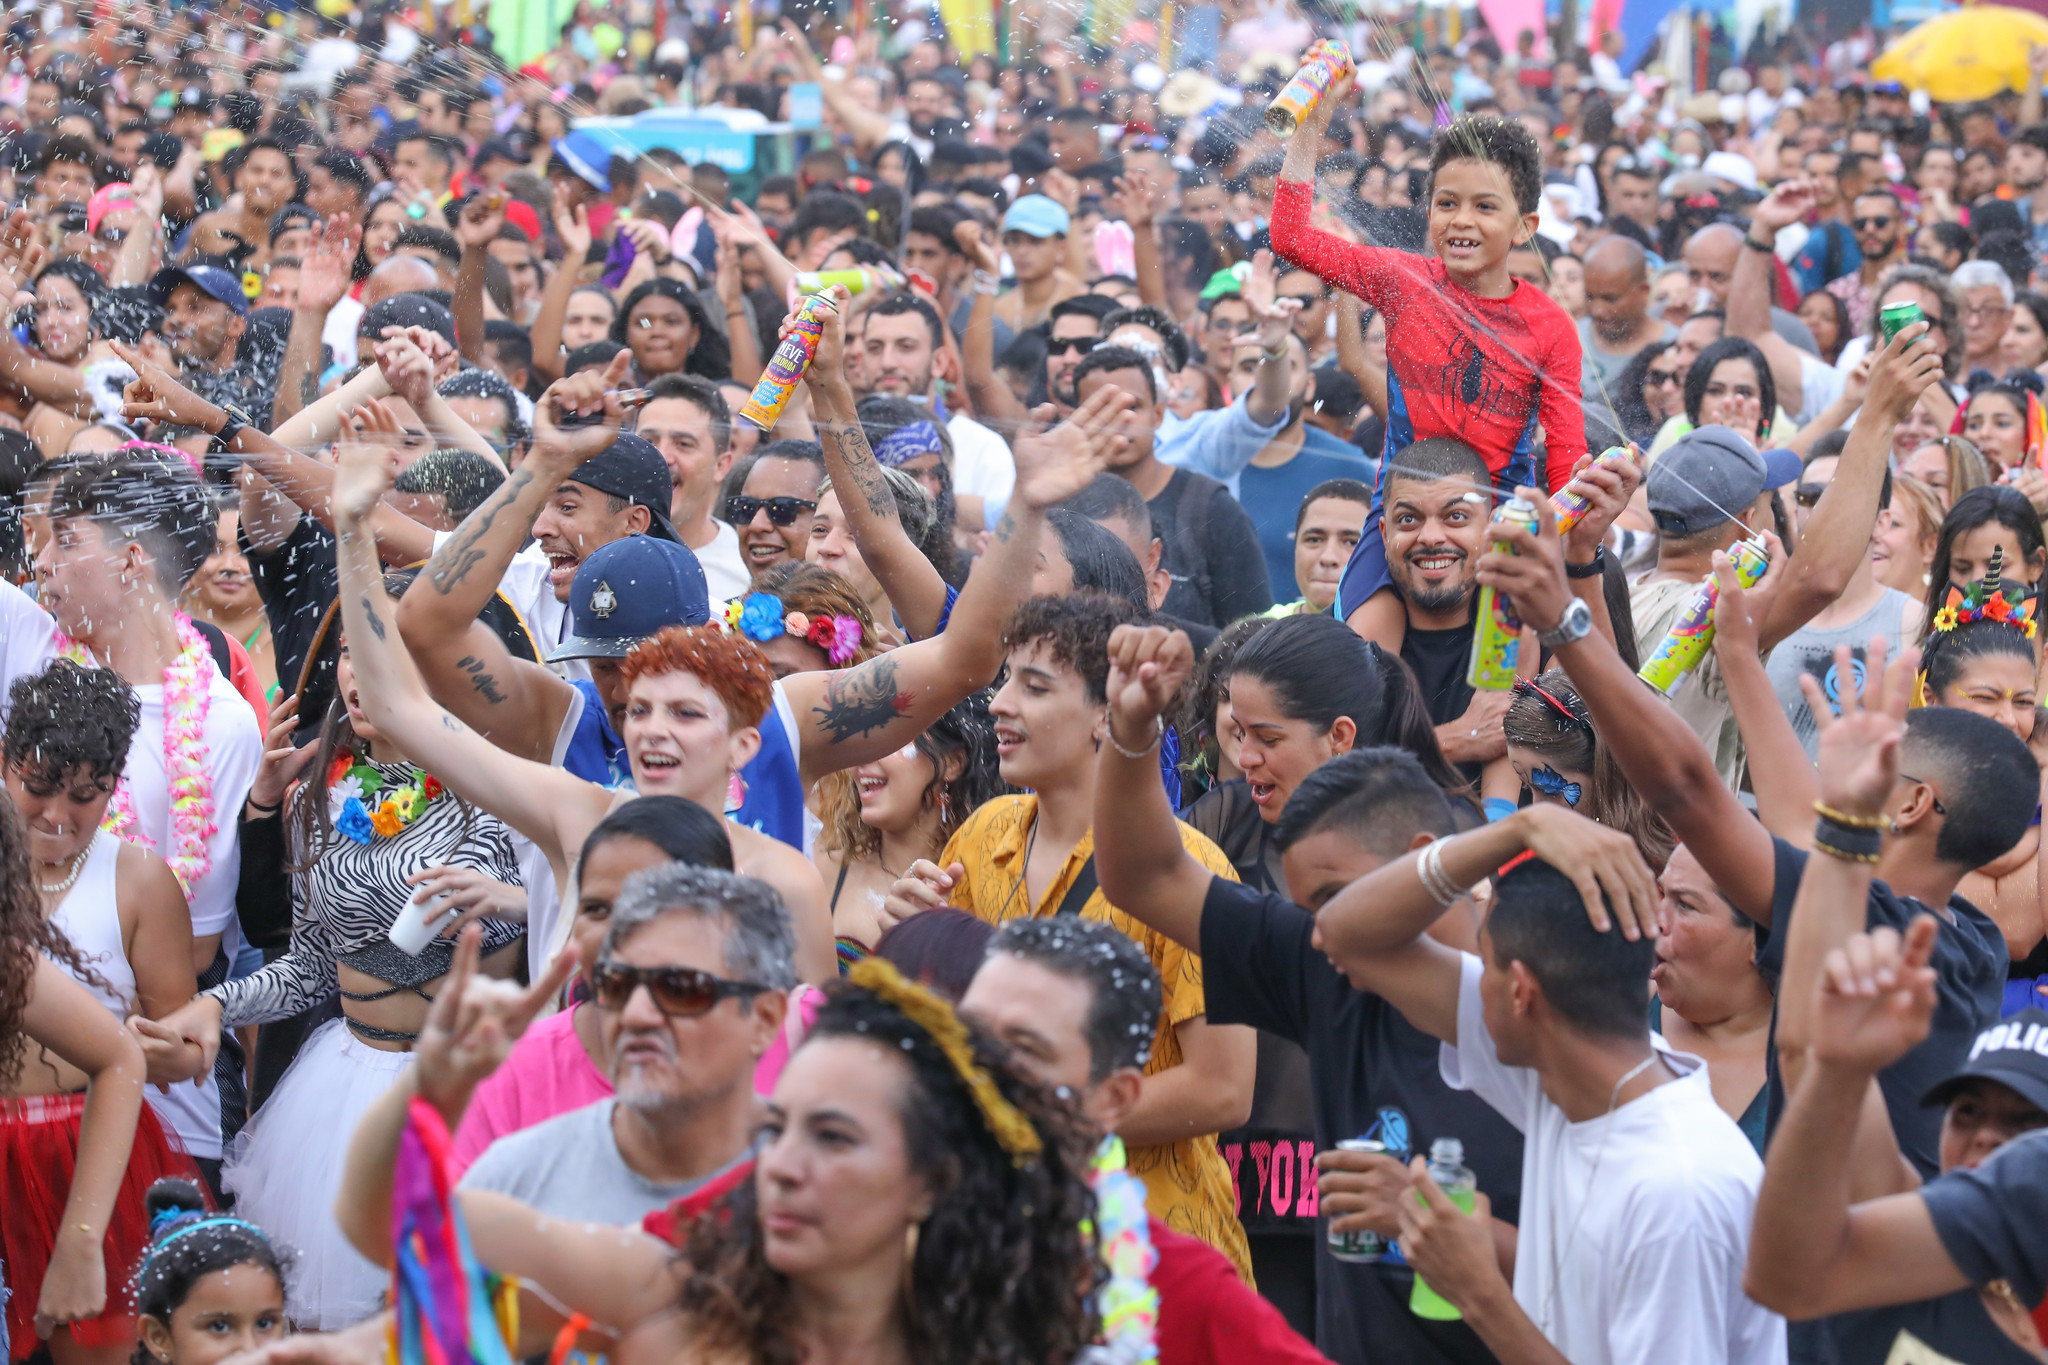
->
<box><xmin>1922</xmin><ymin>1007</ymin><xmax>2048</xmax><ymax>1117</ymax></box>
<box><xmin>566</xmin><ymin>433</ymin><xmax>681</xmax><ymax>544</ymax></box>
<box><xmin>550</xmin><ymin>535</ymin><xmax>709</xmax><ymax>662</ymax></box>
<box><xmin>149</xmin><ymin>262</ymin><xmax>249</xmax><ymax>317</ymax></box>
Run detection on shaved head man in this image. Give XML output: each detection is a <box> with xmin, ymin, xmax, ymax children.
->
<box><xmin>1579</xmin><ymin>236</ymin><xmax>1674</xmax><ymax>426</ymax></box>
<box><xmin>1682</xmin><ymin>222</ymin><xmax>1822</xmax><ymax>356</ymax></box>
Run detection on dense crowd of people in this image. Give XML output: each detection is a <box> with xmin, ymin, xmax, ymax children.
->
<box><xmin>10</xmin><ymin>0</ymin><xmax>2048</xmax><ymax>1363</ymax></box>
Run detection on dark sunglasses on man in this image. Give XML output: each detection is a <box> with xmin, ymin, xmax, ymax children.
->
<box><xmin>1851</xmin><ymin>215</ymin><xmax>1893</xmax><ymax>231</ymax></box>
<box><xmin>726</xmin><ymin>495</ymin><xmax>817</xmax><ymax>527</ymax></box>
<box><xmin>1046</xmin><ymin>335</ymin><xmax>1100</xmax><ymax>357</ymax></box>
<box><xmin>590</xmin><ymin>960</ymin><xmax>773</xmax><ymax>1017</ymax></box>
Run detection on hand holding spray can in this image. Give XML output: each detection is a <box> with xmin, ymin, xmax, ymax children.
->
<box><xmin>1265</xmin><ymin>40</ymin><xmax>1355</xmax><ymax>135</ymax></box>
<box><xmin>1637</xmin><ymin>536</ymin><xmax>1770</xmax><ymax>693</ymax></box>
<box><xmin>1548</xmin><ymin>446</ymin><xmax>1638</xmax><ymax>538</ymax></box>
<box><xmin>1467</xmin><ymin>495</ymin><xmax>1541</xmax><ymax>691</ymax></box>
<box><xmin>740</xmin><ymin>290</ymin><xmax>839</xmax><ymax>432</ymax></box>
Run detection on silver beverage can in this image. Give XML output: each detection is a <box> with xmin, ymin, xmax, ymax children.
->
<box><xmin>1326</xmin><ymin>1138</ymin><xmax>1387</xmax><ymax>1262</ymax></box>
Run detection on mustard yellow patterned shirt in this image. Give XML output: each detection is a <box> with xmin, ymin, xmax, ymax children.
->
<box><xmin>938</xmin><ymin>793</ymin><xmax>1254</xmax><ymax>1283</ymax></box>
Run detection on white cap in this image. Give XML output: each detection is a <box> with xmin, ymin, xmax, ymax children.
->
<box><xmin>1701</xmin><ymin>150</ymin><xmax>1758</xmax><ymax>193</ymax></box>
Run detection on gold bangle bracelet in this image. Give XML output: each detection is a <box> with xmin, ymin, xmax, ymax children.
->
<box><xmin>1813</xmin><ymin>802</ymin><xmax>1886</xmax><ymax>830</ymax></box>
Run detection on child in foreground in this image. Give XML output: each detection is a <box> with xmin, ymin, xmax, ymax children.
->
<box><xmin>132</xmin><ymin>1179</ymin><xmax>290</xmax><ymax>1365</ymax></box>
<box><xmin>1269</xmin><ymin>82</ymin><xmax>1586</xmax><ymax>650</ymax></box>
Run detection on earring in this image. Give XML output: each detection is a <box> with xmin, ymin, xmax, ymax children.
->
<box><xmin>901</xmin><ymin>1220</ymin><xmax>923</xmax><ymax>1303</ymax></box>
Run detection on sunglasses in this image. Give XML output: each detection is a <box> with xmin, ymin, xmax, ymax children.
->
<box><xmin>1794</xmin><ymin>482</ymin><xmax>1829</xmax><ymax>507</ymax></box>
<box><xmin>1046</xmin><ymin>335</ymin><xmax>1100</xmax><ymax>357</ymax></box>
<box><xmin>726</xmin><ymin>495</ymin><xmax>817</xmax><ymax>526</ymax></box>
<box><xmin>1645</xmin><ymin>370</ymin><xmax>1683</xmax><ymax>387</ymax></box>
<box><xmin>1852</xmin><ymin>215</ymin><xmax>1894</xmax><ymax>230</ymax></box>
<box><xmin>590</xmin><ymin>961</ymin><xmax>771</xmax><ymax>1017</ymax></box>
<box><xmin>1898</xmin><ymin>773</ymin><xmax>1947</xmax><ymax>816</ymax></box>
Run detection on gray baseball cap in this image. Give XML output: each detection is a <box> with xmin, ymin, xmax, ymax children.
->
<box><xmin>1646</xmin><ymin>425</ymin><xmax>1804</xmax><ymax>537</ymax></box>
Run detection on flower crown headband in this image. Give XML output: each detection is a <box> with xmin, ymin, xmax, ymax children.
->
<box><xmin>722</xmin><ymin>591</ymin><xmax>864</xmax><ymax>665</ymax></box>
<box><xmin>1929</xmin><ymin>545</ymin><xmax>2039</xmax><ymax>641</ymax></box>
<box><xmin>847</xmin><ymin>957</ymin><xmax>1043</xmax><ymax>1166</ymax></box>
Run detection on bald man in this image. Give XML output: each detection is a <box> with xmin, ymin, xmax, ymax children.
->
<box><xmin>320</xmin><ymin>255</ymin><xmax>443</xmax><ymax>373</ymax></box>
<box><xmin>1579</xmin><ymin>236</ymin><xmax>1674</xmax><ymax>425</ymax></box>
<box><xmin>1681</xmin><ymin>222</ymin><xmax>1822</xmax><ymax>358</ymax></box>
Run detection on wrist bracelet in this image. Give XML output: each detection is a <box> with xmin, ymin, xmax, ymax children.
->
<box><xmin>1814</xmin><ymin>820</ymin><xmax>1883</xmax><ymax>863</ymax></box>
<box><xmin>246</xmin><ymin>796</ymin><xmax>281</xmax><ymax>815</ymax></box>
<box><xmin>1417</xmin><ymin>839</ymin><xmax>1464</xmax><ymax>907</ymax></box>
<box><xmin>1814</xmin><ymin>801</ymin><xmax>1886</xmax><ymax>829</ymax></box>
<box><xmin>1565</xmin><ymin>545</ymin><xmax>1607</xmax><ymax>579</ymax></box>
<box><xmin>1743</xmin><ymin>233</ymin><xmax>1777</xmax><ymax>253</ymax></box>
<box><xmin>1107</xmin><ymin>715</ymin><xmax>1163</xmax><ymax>760</ymax></box>
<box><xmin>972</xmin><ymin>269</ymin><xmax>1001</xmax><ymax>296</ymax></box>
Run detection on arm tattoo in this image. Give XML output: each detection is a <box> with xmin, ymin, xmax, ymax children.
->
<box><xmin>428</xmin><ymin>467</ymin><xmax>535</xmax><ymax>595</ymax></box>
<box><xmin>299</xmin><ymin>371</ymin><xmax>317</xmax><ymax>405</ymax></box>
<box><xmin>993</xmin><ymin>512</ymin><xmax>1017</xmax><ymax>544</ymax></box>
<box><xmin>455</xmin><ymin>654</ymin><xmax>507</xmax><ymax>705</ymax></box>
<box><xmin>359</xmin><ymin>597</ymin><xmax>387</xmax><ymax>640</ymax></box>
<box><xmin>820</xmin><ymin>422</ymin><xmax>897</xmax><ymax>520</ymax></box>
<box><xmin>810</xmin><ymin>657</ymin><xmax>914</xmax><ymax>744</ymax></box>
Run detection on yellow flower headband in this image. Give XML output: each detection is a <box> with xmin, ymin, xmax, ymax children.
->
<box><xmin>847</xmin><ymin>957</ymin><xmax>1043</xmax><ymax>1166</ymax></box>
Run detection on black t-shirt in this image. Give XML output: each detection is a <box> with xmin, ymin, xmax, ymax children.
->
<box><xmin>243</xmin><ymin>511</ymin><xmax>337</xmax><ymax>703</ymax></box>
<box><xmin>1815</xmin><ymin>1292</ymin><xmax>2039</xmax><ymax>1365</ymax></box>
<box><xmin>1401</xmin><ymin>623</ymin><xmax>1474</xmax><ymax>728</ymax></box>
<box><xmin>1925</xmin><ymin>1128</ymin><xmax>2048</xmax><ymax>1305</ymax></box>
<box><xmin>1148</xmin><ymin>467</ymin><xmax>1273</xmax><ymax>628</ymax></box>
<box><xmin>1200</xmin><ymin>875</ymin><xmax>1523</xmax><ymax>1365</ymax></box>
<box><xmin>1758</xmin><ymin>837</ymin><xmax>2007</xmax><ymax>1179</ymax></box>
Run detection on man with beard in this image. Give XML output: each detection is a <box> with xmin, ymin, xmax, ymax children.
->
<box><xmin>857</xmin><ymin>291</ymin><xmax>1013</xmax><ymax>534</ymax></box>
<box><xmin>1826</xmin><ymin>189</ymin><xmax>1908</xmax><ymax>338</ymax></box>
<box><xmin>335</xmin><ymin>865</ymin><xmax>794</xmax><ymax>1232</ymax></box>
<box><xmin>2002</xmin><ymin>122</ymin><xmax>2048</xmax><ymax>260</ymax></box>
<box><xmin>148</xmin><ymin>260</ymin><xmax>283</xmax><ymax>429</ymax></box>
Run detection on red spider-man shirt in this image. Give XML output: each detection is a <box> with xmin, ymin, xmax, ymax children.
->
<box><xmin>1269</xmin><ymin>179</ymin><xmax>1586</xmax><ymax>495</ymax></box>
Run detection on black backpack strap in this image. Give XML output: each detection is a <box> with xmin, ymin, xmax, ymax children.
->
<box><xmin>1055</xmin><ymin>855</ymin><xmax>1099</xmax><ymax>917</ymax></box>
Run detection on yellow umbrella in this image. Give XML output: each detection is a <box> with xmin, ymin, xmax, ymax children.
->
<box><xmin>1872</xmin><ymin>4</ymin><xmax>2048</xmax><ymax>103</ymax></box>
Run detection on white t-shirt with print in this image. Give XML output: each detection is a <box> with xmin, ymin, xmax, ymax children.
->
<box><xmin>1440</xmin><ymin>954</ymin><xmax>1785</xmax><ymax>1365</ymax></box>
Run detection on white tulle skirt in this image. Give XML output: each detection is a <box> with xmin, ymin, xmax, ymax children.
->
<box><xmin>223</xmin><ymin>1019</ymin><xmax>413</xmax><ymax>1330</ymax></box>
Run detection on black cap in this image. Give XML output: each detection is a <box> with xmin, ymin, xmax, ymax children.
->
<box><xmin>1923</xmin><ymin>1007</ymin><xmax>2048</xmax><ymax>1116</ymax></box>
<box><xmin>359</xmin><ymin>293</ymin><xmax>457</xmax><ymax>349</ymax></box>
<box><xmin>549</xmin><ymin>535</ymin><xmax>709</xmax><ymax>662</ymax></box>
<box><xmin>566</xmin><ymin>433</ymin><xmax>680</xmax><ymax>544</ymax></box>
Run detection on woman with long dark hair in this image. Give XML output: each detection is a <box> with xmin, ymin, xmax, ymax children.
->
<box><xmin>1613</xmin><ymin>338</ymin><xmax>1681</xmax><ymax>447</ymax></box>
<box><xmin>611</xmin><ymin>277</ymin><xmax>732</xmax><ymax>383</ymax></box>
<box><xmin>1920</xmin><ymin>484</ymin><xmax>2047</xmax><ymax>638</ymax></box>
<box><xmin>0</xmin><ymin>795</ymin><xmax>148</xmax><ymax>1365</ymax></box>
<box><xmin>1502</xmin><ymin>669</ymin><xmax>1675</xmax><ymax>872</ymax></box>
<box><xmin>1683</xmin><ymin>336</ymin><xmax>1779</xmax><ymax>449</ymax></box>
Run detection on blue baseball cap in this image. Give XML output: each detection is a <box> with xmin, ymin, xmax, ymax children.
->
<box><xmin>149</xmin><ymin>262</ymin><xmax>249</xmax><ymax>316</ymax></box>
<box><xmin>553</xmin><ymin>130</ymin><xmax>613</xmax><ymax>193</ymax></box>
<box><xmin>549</xmin><ymin>535</ymin><xmax>709</xmax><ymax>662</ymax></box>
<box><xmin>1002</xmin><ymin>195</ymin><xmax>1071</xmax><ymax>239</ymax></box>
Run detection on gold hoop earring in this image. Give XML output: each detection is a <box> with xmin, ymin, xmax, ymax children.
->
<box><xmin>901</xmin><ymin>1220</ymin><xmax>922</xmax><ymax>1303</ymax></box>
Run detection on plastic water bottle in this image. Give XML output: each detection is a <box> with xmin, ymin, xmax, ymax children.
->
<box><xmin>1408</xmin><ymin>1138</ymin><xmax>1477</xmax><ymax>1320</ymax></box>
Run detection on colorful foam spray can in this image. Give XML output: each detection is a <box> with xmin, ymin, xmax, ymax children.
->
<box><xmin>1326</xmin><ymin>1139</ymin><xmax>1388</xmax><ymax>1263</ymax></box>
<box><xmin>1467</xmin><ymin>495</ymin><xmax>1541</xmax><ymax>691</ymax></box>
<box><xmin>740</xmin><ymin>292</ymin><xmax>838</xmax><ymax>432</ymax></box>
<box><xmin>1549</xmin><ymin>446</ymin><xmax>1638</xmax><ymax>538</ymax></box>
<box><xmin>1264</xmin><ymin>39</ymin><xmax>1355</xmax><ymax>135</ymax></box>
<box><xmin>793</xmin><ymin>269</ymin><xmax>877</xmax><ymax>296</ymax></box>
<box><xmin>1637</xmin><ymin>536</ymin><xmax>1770</xmax><ymax>693</ymax></box>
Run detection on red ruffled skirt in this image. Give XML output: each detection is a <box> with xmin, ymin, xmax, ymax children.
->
<box><xmin>0</xmin><ymin>1092</ymin><xmax>200</xmax><ymax>1358</ymax></box>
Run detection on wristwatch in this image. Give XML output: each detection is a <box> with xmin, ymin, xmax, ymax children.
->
<box><xmin>1565</xmin><ymin>545</ymin><xmax>1608</xmax><ymax>579</ymax></box>
<box><xmin>210</xmin><ymin>402</ymin><xmax>253</xmax><ymax>451</ymax></box>
<box><xmin>1538</xmin><ymin>598</ymin><xmax>1594</xmax><ymax>649</ymax></box>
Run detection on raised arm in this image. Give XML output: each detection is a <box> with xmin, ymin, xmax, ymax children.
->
<box><xmin>1115</xmin><ymin>170</ymin><xmax>1169</xmax><ymax>309</ymax></box>
<box><xmin>330</xmin><ymin>394</ymin><xmax>614</xmax><ymax>875</ymax></box>
<box><xmin>1747</xmin><ymin>918</ymin><xmax>1967</xmax><ymax>1318</ymax></box>
<box><xmin>529</xmin><ymin>203</ymin><xmax>593</xmax><ymax>383</ymax></box>
<box><xmin>711</xmin><ymin>218</ymin><xmax>763</xmax><ymax>385</ymax></box>
<box><xmin>780</xmin><ymin>22</ymin><xmax>891</xmax><ymax>156</ymax></box>
<box><xmin>800</xmin><ymin>287</ymin><xmax>950</xmax><ymax>638</ymax></box>
<box><xmin>396</xmin><ymin>353</ymin><xmax>639</xmax><ymax>759</ymax></box>
<box><xmin>1708</xmin><ymin>547</ymin><xmax>1819</xmax><ymax>843</ymax></box>
<box><xmin>954</xmin><ymin>219</ymin><xmax>1027</xmax><ymax>432</ymax></box>
<box><xmin>1314</xmin><ymin>803</ymin><xmax>1659</xmax><ymax>1044</ymax></box>
<box><xmin>22</xmin><ymin>956</ymin><xmax>144</xmax><ymax>1337</ymax></box>
<box><xmin>1093</xmin><ymin>625</ymin><xmax>1218</xmax><ymax>949</ymax></box>
<box><xmin>786</xmin><ymin>383</ymin><xmax>1134</xmax><ymax>783</ymax></box>
<box><xmin>270</xmin><ymin>215</ymin><xmax>357</xmax><ymax>427</ymax></box>
<box><xmin>1728</xmin><ymin>183</ymin><xmax>1815</xmax><ymax>414</ymax></box>
<box><xmin>1334</xmin><ymin>293</ymin><xmax>1387</xmax><ymax>419</ymax></box>
<box><xmin>1761</xmin><ymin>323</ymin><xmax>1943</xmax><ymax>648</ymax></box>
<box><xmin>1475</xmin><ymin>489</ymin><xmax>1782</xmax><ymax>919</ymax></box>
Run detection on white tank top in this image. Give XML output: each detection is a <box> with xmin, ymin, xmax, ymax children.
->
<box><xmin>49</xmin><ymin>833</ymin><xmax>225</xmax><ymax>1159</ymax></box>
<box><xmin>48</xmin><ymin>833</ymin><xmax>134</xmax><ymax>1015</ymax></box>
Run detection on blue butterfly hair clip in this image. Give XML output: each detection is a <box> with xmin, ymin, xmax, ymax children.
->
<box><xmin>1529</xmin><ymin>764</ymin><xmax>1583</xmax><ymax>807</ymax></box>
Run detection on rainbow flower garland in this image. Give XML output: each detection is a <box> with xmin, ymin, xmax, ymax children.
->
<box><xmin>65</xmin><ymin>613</ymin><xmax>217</xmax><ymax>897</ymax></box>
<box><xmin>327</xmin><ymin>754</ymin><xmax>447</xmax><ymax>844</ymax></box>
<box><xmin>722</xmin><ymin>592</ymin><xmax>864</xmax><ymax>664</ymax></box>
<box><xmin>1083</xmin><ymin>1137</ymin><xmax>1159</xmax><ymax>1365</ymax></box>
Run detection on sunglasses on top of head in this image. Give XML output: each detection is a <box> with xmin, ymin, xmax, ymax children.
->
<box><xmin>590</xmin><ymin>961</ymin><xmax>772</xmax><ymax>1017</ymax></box>
<box><xmin>726</xmin><ymin>495</ymin><xmax>818</xmax><ymax>526</ymax></box>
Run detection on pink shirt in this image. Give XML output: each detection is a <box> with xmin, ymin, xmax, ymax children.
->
<box><xmin>451</xmin><ymin>1008</ymin><xmax>612</xmax><ymax>1176</ymax></box>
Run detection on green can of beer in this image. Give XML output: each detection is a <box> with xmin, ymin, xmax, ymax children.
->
<box><xmin>1879</xmin><ymin>301</ymin><xmax>1924</xmax><ymax>343</ymax></box>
